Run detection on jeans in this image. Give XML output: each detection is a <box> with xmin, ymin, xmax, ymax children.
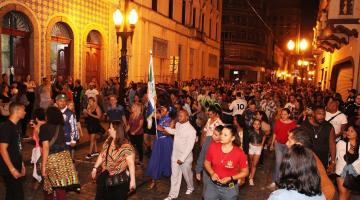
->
<box><xmin>273</xmin><ymin>142</ymin><xmax>288</xmax><ymax>183</ymax></box>
<box><xmin>204</xmin><ymin>180</ymin><xmax>239</xmax><ymax>200</ymax></box>
<box><xmin>2</xmin><ymin>174</ymin><xmax>24</xmax><ymax>200</ymax></box>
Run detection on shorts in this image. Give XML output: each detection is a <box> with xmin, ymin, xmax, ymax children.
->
<box><xmin>249</xmin><ymin>144</ymin><xmax>262</xmax><ymax>155</ymax></box>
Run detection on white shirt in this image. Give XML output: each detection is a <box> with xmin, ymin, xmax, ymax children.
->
<box><xmin>165</xmin><ymin>121</ymin><xmax>197</xmax><ymax>162</ymax></box>
<box><xmin>85</xmin><ymin>89</ymin><xmax>99</xmax><ymax>100</ymax></box>
<box><xmin>203</xmin><ymin>118</ymin><xmax>224</xmax><ymax>136</ymax></box>
<box><xmin>229</xmin><ymin>98</ymin><xmax>247</xmax><ymax>116</ymax></box>
<box><xmin>325</xmin><ymin>111</ymin><xmax>347</xmax><ymax>135</ymax></box>
<box><xmin>284</xmin><ymin>102</ymin><xmax>295</xmax><ymax>112</ymax></box>
<box><xmin>335</xmin><ymin>140</ymin><xmax>360</xmax><ymax>176</ymax></box>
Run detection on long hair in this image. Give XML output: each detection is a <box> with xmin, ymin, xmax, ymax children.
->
<box><xmin>223</xmin><ymin>125</ymin><xmax>241</xmax><ymax>147</ymax></box>
<box><xmin>256</xmin><ymin>111</ymin><xmax>269</xmax><ymax>123</ymax></box>
<box><xmin>107</xmin><ymin>121</ymin><xmax>128</xmax><ymax>149</ymax></box>
<box><xmin>289</xmin><ymin>127</ymin><xmax>313</xmax><ymax>149</ymax></box>
<box><xmin>277</xmin><ymin>144</ymin><xmax>321</xmax><ymax>197</ymax></box>
<box><xmin>344</xmin><ymin>123</ymin><xmax>360</xmax><ymax>154</ymax></box>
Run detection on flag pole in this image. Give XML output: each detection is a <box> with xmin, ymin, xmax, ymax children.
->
<box><xmin>149</xmin><ymin>49</ymin><xmax>158</xmax><ymax>140</ymax></box>
<box><xmin>152</xmin><ymin>52</ymin><xmax>158</xmax><ymax>140</ymax></box>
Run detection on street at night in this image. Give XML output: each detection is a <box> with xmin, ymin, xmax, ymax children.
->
<box><xmin>1</xmin><ymin>0</ymin><xmax>360</xmax><ymax>200</ymax></box>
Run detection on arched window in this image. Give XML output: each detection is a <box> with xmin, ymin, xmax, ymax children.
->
<box><xmin>1</xmin><ymin>11</ymin><xmax>32</xmax><ymax>80</ymax></box>
<box><xmin>3</xmin><ymin>11</ymin><xmax>31</xmax><ymax>33</ymax></box>
<box><xmin>86</xmin><ymin>30</ymin><xmax>102</xmax><ymax>85</ymax></box>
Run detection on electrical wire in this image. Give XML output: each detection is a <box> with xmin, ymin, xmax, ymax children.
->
<box><xmin>244</xmin><ymin>0</ymin><xmax>274</xmax><ymax>37</ymax></box>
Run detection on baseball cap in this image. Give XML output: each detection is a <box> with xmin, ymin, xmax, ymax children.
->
<box><xmin>56</xmin><ymin>93</ymin><xmax>68</xmax><ymax>100</ymax></box>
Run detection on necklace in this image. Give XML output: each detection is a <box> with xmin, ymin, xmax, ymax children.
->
<box><xmin>311</xmin><ymin>124</ymin><xmax>323</xmax><ymax>139</ymax></box>
<box><xmin>350</xmin><ymin>143</ymin><xmax>356</xmax><ymax>153</ymax></box>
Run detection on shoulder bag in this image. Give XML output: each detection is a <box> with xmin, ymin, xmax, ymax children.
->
<box><xmin>104</xmin><ymin>144</ymin><xmax>130</xmax><ymax>187</ymax></box>
<box><xmin>343</xmin><ymin>141</ymin><xmax>360</xmax><ymax>192</ymax></box>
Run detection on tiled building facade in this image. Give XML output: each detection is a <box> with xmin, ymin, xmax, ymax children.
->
<box><xmin>0</xmin><ymin>0</ymin><xmax>222</xmax><ymax>85</ymax></box>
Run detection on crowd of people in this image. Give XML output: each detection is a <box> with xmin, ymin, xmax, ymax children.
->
<box><xmin>0</xmin><ymin>73</ymin><xmax>359</xmax><ymax>200</ymax></box>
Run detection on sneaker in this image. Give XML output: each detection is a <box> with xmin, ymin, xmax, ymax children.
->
<box><xmin>85</xmin><ymin>154</ymin><xmax>92</xmax><ymax>160</ymax></box>
<box><xmin>91</xmin><ymin>152</ymin><xmax>100</xmax><ymax>157</ymax></box>
<box><xmin>249</xmin><ymin>179</ymin><xmax>254</xmax><ymax>186</ymax></box>
<box><xmin>185</xmin><ymin>189</ymin><xmax>193</xmax><ymax>195</ymax></box>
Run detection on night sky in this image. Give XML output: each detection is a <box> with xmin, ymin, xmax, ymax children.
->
<box><xmin>301</xmin><ymin>0</ymin><xmax>320</xmax><ymax>40</ymax></box>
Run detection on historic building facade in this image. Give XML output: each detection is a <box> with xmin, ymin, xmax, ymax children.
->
<box><xmin>313</xmin><ymin>0</ymin><xmax>360</xmax><ymax>99</ymax></box>
<box><xmin>221</xmin><ymin>0</ymin><xmax>276</xmax><ymax>82</ymax></box>
<box><xmin>0</xmin><ymin>0</ymin><xmax>222</xmax><ymax>85</ymax></box>
<box><xmin>266</xmin><ymin>0</ymin><xmax>302</xmax><ymax>49</ymax></box>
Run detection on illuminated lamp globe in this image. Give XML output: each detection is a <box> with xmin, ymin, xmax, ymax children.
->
<box><xmin>128</xmin><ymin>9</ymin><xmax>138</xmax><ymax>27</ymax></box>
<box><xmin>287</xmin><ymin>40</ymin><xmax>295</xmax><ymax>51</ymax></box>
<box><xmin>113</xmin><ymin>9</ymin><xmax>123</xmax><ymax>28</ymax></box>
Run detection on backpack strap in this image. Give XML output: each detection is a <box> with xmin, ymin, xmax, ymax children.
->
<box><xmin>327</xmin><ymin>112</ymin><xmax>342</xmax><ymax>122</ymax></box>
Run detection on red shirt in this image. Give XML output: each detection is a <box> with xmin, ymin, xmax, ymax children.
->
<box><xmin>205</xmin><ymin>142</ymin><xmax>248</xmax><ymax>179</ymax></box>
<box><xmin>274</xmin><ymin>120</ymin><xmax>297</xmax><ymax>144</ymax></box>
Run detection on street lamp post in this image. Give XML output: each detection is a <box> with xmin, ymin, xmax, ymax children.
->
<box><xmin>113</xmin><ymin>2</ymin><xmax>138</xmax><ymax>105</ymax></box>
<box><xmin>286</xmin><ymin>38</ymin><xmax>308</xmax><ymax>85</ymax></box>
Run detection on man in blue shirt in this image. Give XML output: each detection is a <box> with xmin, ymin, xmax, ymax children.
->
<box><xmin>106</xmin><ymin>95</ymin><xmax>128</xmax><ymax>128</ymax></box>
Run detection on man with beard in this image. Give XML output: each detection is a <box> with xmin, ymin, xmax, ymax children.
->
<box><xmin>301</xmin><ymin>106</ymin><xmax>336</xmax><ymax>172</ymax></box>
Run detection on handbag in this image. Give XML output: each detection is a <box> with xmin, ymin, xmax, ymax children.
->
<box><xmin>343</xmin><ymin>172</ymin><xmax>360</xmax><ymax>192</ymax></box>
<box><xmin>343</xmin><ymin>141</ymin><xmax>360</xmax><ymax>192</ymax></box>
<box><xmin>104</xmin><ymin>144</ymin><xmax>130</xmax><ymax>187</ymax></box>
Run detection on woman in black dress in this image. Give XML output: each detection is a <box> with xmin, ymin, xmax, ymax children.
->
<box><xmin>84</xmin><ymin>97</ymin><xmax>103</xmax><ymax>160</ymax></box>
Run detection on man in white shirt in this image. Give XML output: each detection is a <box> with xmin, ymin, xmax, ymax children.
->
<box><xmin>85</xmin><ymin>82</ymin><xmax>99</xmax><ymax>100</ymax></box>
<box><xmin>284</xmin><ymin>94</ymin><xmax>296</xmax><ymax>112</ymax></box>
<box><xmin>326</xmin><ymin>100</ymin><xmax>347</xmax><ymax>137</ymax></box>
<box><xmin>229</xmin><ymin>92</ymin><xmax>247</xmax><ymax>116</ymax></box>
<box><xmin>162</xmin><ymin>109</ymin><xmax>197</xmax><ymax>200</ymax></box>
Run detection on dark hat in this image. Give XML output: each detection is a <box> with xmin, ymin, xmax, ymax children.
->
<box><xmin>55</xmin><ymin>93</ymin><xmax>68</xmax><ymax>100</ymax></box>
<box><xmin>349</xmin><ymin>89</ymin><xmax>357</xmax><ymax>94</ymax></box>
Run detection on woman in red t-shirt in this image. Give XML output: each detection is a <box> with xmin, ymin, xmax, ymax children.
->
<box><xmin>269</xmin><ymin>108</ymin><xmax>297</xmax><ymax>187</ymax></box>
<box><xmin>204</xmin><ymin>125</ymin><xmax>249</xmax><ymax>199</ymax></box>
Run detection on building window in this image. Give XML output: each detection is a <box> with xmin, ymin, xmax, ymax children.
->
<box><xmin>192</xmin><ymin>8</ymin><xmax>196</xmax><ymax>27</ymax></box>
<box><xmin>190</xmin><ymin>48</ymin><xmax>195</xmax><ymax>77</ymax></box>
<box><xmin>169</xmin><ymin>0</ymin><xmax>173</xmax><ymax>19</ymax></box>
<box><xmin>153</xmin><ymin>37</ymin><xmax>168</xmax><ymax>59</ymax></box>
<box><xmin>152</xmin><ymin>0</ymin><xmax>157</xmax><ymax>11</ymax></box>
<box><xmin>215</xmin><ymin>23</ymin><xmax>218</xmax><ymax>41</ymax></box>
<box><xmin>201</xmin><ymin>14</ymin><xmax>205</xmax><ymax>32</ymax></box>
<box><xmin>340</xmin><ymin>0</ymin><xmax>354</xmax><ymax>15</ymax></box>
<box><xmin>209</xmin><ymin>54</ymin><xmax>218</xmax><ymax>68</ymax></box>
<box><xmin>182</xmin><ymin>0</ymin><xmax>186</xmax><ymax>25</ymax></box>
<box><xmin>209</xmin><ymin>19</ymin><xmax>212</xmax><ymax>38</ymax></box>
